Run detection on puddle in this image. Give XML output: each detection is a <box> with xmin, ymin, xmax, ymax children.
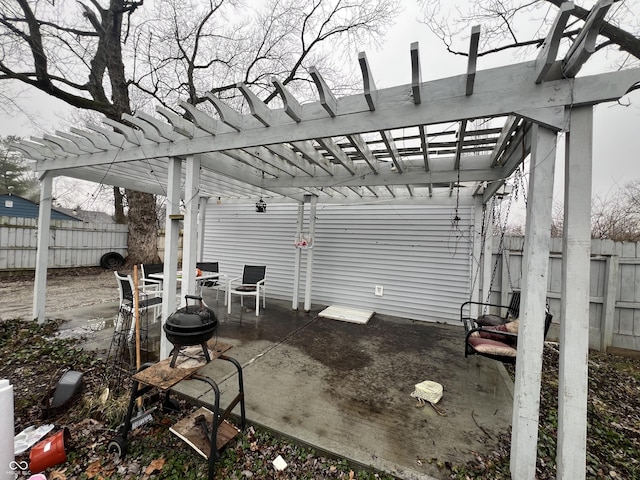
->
<box><xmin>52</xmin><ymin>317</ymin><xmax>116</xmax><ymax>340</ymax></box>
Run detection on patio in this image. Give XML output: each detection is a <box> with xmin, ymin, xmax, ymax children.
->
<box><xmin>56</xmin><ymin>289</ymin><xmax>513</xmax><ymax>480</ymax></box>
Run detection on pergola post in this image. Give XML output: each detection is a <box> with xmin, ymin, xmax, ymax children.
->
<box><xmin>511</xmin><ymin>124</ymin><xmax>556</xmax><ymax>479</ymax></box>
<box><xmin>33</xmin><ymin>172</ymin><xmax>53</xmax><ymax>323</ymax></box>
<box><xmin>292</xmin><ymin>200</ymin><xmax>304</xmax><ymax>309</ymax></box>
<box><xmin>303</xmin><ymin>195</ymin><xmax>318</xmax><ymax>312</ymax></box>
<box><xmin>557</xmin><ymin>105</ymin><xmax>593</xmax><ymax>479</ymax></box>
<box><xmin>160</xmin><ymin>157</ymin><xmax>182</xmax><ymax>360</ymax></box>
<box><xmin>197</xmin><ymin>196</ymin><xmax>209</xmax><ymax>262</ymax></box>
<box><xmin>182</xmin><ymin>154</ymin><xmax>201</xmax><ymax>298</ymax></box>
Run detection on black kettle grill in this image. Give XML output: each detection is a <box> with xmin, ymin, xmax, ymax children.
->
<box><xmin>164</xmin><ymin>295</ymin><xmax>218</xmax><ymax>367</ymax></box>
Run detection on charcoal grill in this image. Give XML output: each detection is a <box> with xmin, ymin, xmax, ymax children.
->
<box><xmin>163</xmin><ymin>295</ymin><xmax>218</xmax><ymax>367</ymax></box>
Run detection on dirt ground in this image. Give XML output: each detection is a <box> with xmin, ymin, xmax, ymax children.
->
<box><xmin>0</xmin><ymin>268</ymin><xmax>120</xmax><ymax>321</ymax></box>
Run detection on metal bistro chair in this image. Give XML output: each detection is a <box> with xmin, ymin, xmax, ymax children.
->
<box><xmin>139</xmin><ymin>263</ymin><xmax>164</xmax><ymax>295</ymax></box>
<box><xmin>196</xmin><ymin>262</ymin><xmax>227</xmax><ymax>304</ymax></box>
<box><xmin>114</xmin><ymin>271</ymin><xmax>163</xmax><ymax>341</ymax></box>
<box><xmin>227</xmin><ymin>265</ymin><xmax>266</xmax><ymax>316</ymax></box>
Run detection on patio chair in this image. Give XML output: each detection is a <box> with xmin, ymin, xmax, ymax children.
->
<box><xmin>196</xmin><ymin>261</ymin><xmax>226</xmax><ymax>304</ymax></box>
<box><xmin>139</xmin><ymin>263</ymin><xmax>164</xmax><ymax>295</ymax></box>
<box><xmin>114</xmin><ymin>271</ymin><xmax>163</xmax><ymax>340</ymax></box>
<box><xmin>227</xmin><ymin>265</ymin><xmax>266</xmax><ymax>316</ymax></box>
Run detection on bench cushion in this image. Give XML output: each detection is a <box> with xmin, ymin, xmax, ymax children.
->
<box><xmin>468</xmin><ymin>337</ymin><xmax>517</xmax><ymax>357</ymax></box>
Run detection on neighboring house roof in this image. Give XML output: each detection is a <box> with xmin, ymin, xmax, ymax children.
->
<box><xmin>57</xmin><ymin>207</ymin><xmax>115</xmax><ymax>224</ymax></box>
<box><xmin>0</xmin><ymin>194</ymin><xmax>81</xmax><ymax>221</ymax></box>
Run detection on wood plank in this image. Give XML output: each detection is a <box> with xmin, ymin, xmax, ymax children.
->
<box><xmin>358</xmin><ymin>52</ymin><xmax>376</xmax><ymax>111</ymax></box>
<box><xmin>535</xmin><ymin>2</ymin><xmax>574</xmax><ymax>83</ymax></box>
<box><xmin>271</xmin><ymin>78</ymin><xmax>302</xmax><ymax>122</ymax></box>
<box><xmin>310</xmin><ymin>66</ymin><xmax>338</xmax><ymax>117</ymax></box>
<box><xmin>410</xmin><ymin>42</ymin><xmax>422</xmax><ymax>104</ymax></box>
<box><xmin>562</xmin><ymin>0</ymin><xmax>614</xmax><ymax>78</ymax></box>
<box><xmin>132</xmin><ymin>340</ymin><xmax>233</xmax><ymax>391</ymax></box>
<box><xmin>466</xmin><ymin>26</ymin><xmax>480</xmax><ymax>95</ymax></box>
<box><xmin>170</xmin><ymin>407</ymin><xmax>240</xmax><ymax>459</ymax></box>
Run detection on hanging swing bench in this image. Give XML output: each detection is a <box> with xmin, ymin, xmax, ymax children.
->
<box><xmin>460</xmin><ymin>292</ymin><xmax>553</xmax><ymax>364</ymax></box>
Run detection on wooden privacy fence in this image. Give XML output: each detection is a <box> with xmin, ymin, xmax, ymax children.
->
<box><xmin>0</xmin><ymin>216</ymin><xmax>127</xmax><ymax>271</ymax></box>
<box><xmin>484</xmin><ymin>235</ymin><xmax>640</xmax><ymax>354</ymax></box>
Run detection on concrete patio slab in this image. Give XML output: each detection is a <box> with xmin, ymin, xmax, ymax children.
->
<box><xmin>50</xmin><ymin>292</ymin><xmax>514</xmax><ymax>480</ymax></box>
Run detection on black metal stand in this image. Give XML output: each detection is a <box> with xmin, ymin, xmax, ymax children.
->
<box><xmin>109</xmin><ymin>355</ymin><xmax>245</xmax><ymax>480</ymax></box>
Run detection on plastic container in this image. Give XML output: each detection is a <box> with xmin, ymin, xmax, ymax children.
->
<box><xmin>29</xmin><ymin>428</ymin><xmax>71</xmax><ymax>473</ymax></box>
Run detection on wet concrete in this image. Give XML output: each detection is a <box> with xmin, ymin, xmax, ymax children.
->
<box><xmin>50</xmin><ymin>292</ymin><xmax>514</xmax><ymax>480</ymax></box>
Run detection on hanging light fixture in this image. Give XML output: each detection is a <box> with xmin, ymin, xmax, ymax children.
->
<box><xmin>255</xmin><ymin>197</ymin><xmax>267</xmax><ymax>213</ymax></box>
<box><xmin>255</xmin><ymin>172</ymin><xmax>267</xmax><ymax>213</ymax></box>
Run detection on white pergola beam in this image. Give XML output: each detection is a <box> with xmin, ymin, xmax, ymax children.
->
<box><xmin>466</xmin><ymin>26</ymin><xmax>481</xmax><ymax>95</ymax></box>
<box><xmin>535</xmin><ymin>2</ymin><xmax>574</xmax><ymax>83</ymax></box>
<box><xmin>30</xmin><ymin>67</ymin><xmax>640</xmax><ymax>171</ymax></box>
<box><xmin>562</xmin><ymin>0</ymin><xmax>614</xmax><ymax>78</ymax></box>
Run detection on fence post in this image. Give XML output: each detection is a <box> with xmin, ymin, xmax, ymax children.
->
<box><xmin>601</xmin><ymin>255</ymin><xmax>619</xmax><ymax>352</ymax></box>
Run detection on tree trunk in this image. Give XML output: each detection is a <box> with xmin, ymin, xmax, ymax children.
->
<box><xmin>113</xmin><ymin>186</ymin><xmax>126</xmax><ymax>223</ymax></box>
<box><xmin>125</xmin><ymin>189</ymin><xmax>160</xmax><ymax>265</ymax></box>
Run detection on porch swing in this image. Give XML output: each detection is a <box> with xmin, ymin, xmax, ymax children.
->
<box><xmin>460</xmin><ymin>170</ymin><xmax>553</xmax><ymax>364</ymax></box>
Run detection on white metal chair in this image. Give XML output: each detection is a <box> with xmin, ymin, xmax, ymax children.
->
<box><xmin>196</xmin><ymin>262</ymin><xmax>227</xmax><ymax>304</ymax></box>
<box><xmin>114</xmin><ymin>271</ymin><xmax>163</xmax><ymax>340</ymax></box>
<box><xmin>227</xmin><ymin>265</ymin><xmax>266</xmax><ymax>316</ymax></box>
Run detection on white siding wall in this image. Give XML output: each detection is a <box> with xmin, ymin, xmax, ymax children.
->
<box><xmin>202</xmin><ymin>202</ymin><xmax>473</xmax><ymax>323</ymax></box>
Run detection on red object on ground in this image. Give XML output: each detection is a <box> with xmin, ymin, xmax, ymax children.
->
<box><xmin>29</xmin><ymin>428</ymin><xmax>71</xmax><ymax>473</ymax></box>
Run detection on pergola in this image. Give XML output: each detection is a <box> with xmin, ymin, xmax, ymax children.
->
<box><xmin>12</xmin><ymin>1</ymin><xmax>640</xmax><ymax>478</ymax></box>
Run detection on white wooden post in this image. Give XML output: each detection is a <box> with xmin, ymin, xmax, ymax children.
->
<box><xmin>510</xmin><ymin>124</ymin><xmax>556</xmax><ymax>479</ymax></box>
<box><xmin>303</xmin><ymin>195</ymin><xmax>318</xmax><ymax>312</ymax></box>
<box><xmin>197</xmin><ymin>196</ymin><xmax>208</xmax><ymax>262</ymax></box>
<box><xmin>557</xmin><ymin>105</ymin><xmax>593</xmax><ymax>480</ymax></box>
<box><xmin>33</xmin><ymin>172</ymin><xmax>53</xmax><ymax>323</ymax></box>
<box><xmin>292</xmin><ymin>201</ymin><xmax>305</xmax><ymax>309</ymax></box>
<box><xmin>182</xmin><ymin>155</ymin><xmax>201</xmax><ymax>298</ymax></box>
<box><xmin>161</xmin><ymin>157</ymin><xmax>182</xmax><ymax>360</ymax></box>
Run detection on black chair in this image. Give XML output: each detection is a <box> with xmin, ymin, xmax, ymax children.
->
<box><xmin>227</xmin><ymin>265</ymin><xmax>266</xmax><ymax>316</ymax></box>
<box><xmin>114</xmin><ymin>271</ymin><xmax>163</xmax><ymax>340</ymax></box>
<box><xmin>196</xmin><ymin>262</ymin><xmax>226</xmax><ymax>304</ymax></box>
<box><xmin>139</xmin><ymin>263</ymin><xmax>164</xmax><ymax>294</ymax></box>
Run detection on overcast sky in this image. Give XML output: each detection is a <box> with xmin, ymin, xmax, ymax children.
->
<box><xmin>2</xmin><ymin>1</ymin><xmax>638</xmax><ymax>205</ymax></box>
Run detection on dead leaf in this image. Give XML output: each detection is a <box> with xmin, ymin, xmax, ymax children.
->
<box><xmin>85</xmin><ymin>460</ymin><xmax>102</xmax><ymax>479</ymax></box>
<box><xmin>349</xmin><ymin>470</ymin><xmax>355</xmax><ymax>479</ymax></box>
<box><xmin>49</xmin><ymin>469</ymin><xmax>67</xmax><ymax>480</ymax></box>
<box><xmin>144</xmin><ymin>457</ymin><xmax>166</xmax><ymax>475</ymax></box>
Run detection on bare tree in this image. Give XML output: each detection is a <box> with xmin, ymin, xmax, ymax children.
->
<box><xmin>591</xmin><ymin>180</ymin><xmax>640</xmax><ymax>241</ymax></box>
<box><xmin>0</xmin><ymin>0</ymin><xmax>401</xmax><ymax>264</ymax></box>
<box><xmin>418</xmin><ymin>0</ymin><xmax>640</xmax><ymax>68</ymax></box>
